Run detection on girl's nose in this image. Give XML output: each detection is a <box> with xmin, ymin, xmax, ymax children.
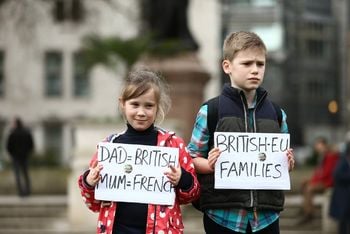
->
<box><xmin>137</xmin><ymin>108</ymin><xmax>146</xmax><ymax>116</ymax></box>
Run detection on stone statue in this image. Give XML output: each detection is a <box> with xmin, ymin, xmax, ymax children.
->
<box><xmin>141</xmin><ymin>0</ymin><xmax>199</xmax><ymax>51</ymax></box>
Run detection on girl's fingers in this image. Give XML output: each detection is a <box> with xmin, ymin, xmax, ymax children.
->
<box><xmin>169</xmin><ymin>165</ymin><xmax>177</xmax><ymax>173</ymax></box>
<box><xmin>164</xmin><ymin>165</ymin><xmax>181</xmax><ymax>186</ymax></box>
<box><xmin>90</xmin><ymin>160</ymin><xmax>98</xmax><ymax>170</ymax></box>
<box><xmin>97</xmin><ymin>164</ymin><xmax>103</xmax><ymax>172</ymax></box>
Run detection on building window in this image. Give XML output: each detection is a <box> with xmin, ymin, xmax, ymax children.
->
<box><xmin>0</xmin><ymin>51</ymin><xmax>4</xmax><ymax>97</ymax></box>
<box><xmin>45</xmin><ymin>51</ymin><xmax>63</xmax><ymax>97</ymax></box>
<box><xmin>307</xmin><ymin>79</ymin><xmax>325</xmax><ymax>99</ymax></box>
<box><xmin>53</xmin><ymin>0</ymin><xmax>84</xmax><ymax>23</ymax></box>
<box><xmin>0</xmin><ymin>119</ymin><xmax>5</xmax><ymax>154</ymax></box>
<box><xmin>44</xmin><ymin>121</ymin><xmax>63</xmax><ymax>164</ymax></box>
<box><xmin>73</xmin><ymin>52</ymin><xmax>90</xmax><ymax>97</ymax></box>
<box><xmin>303</xmin><ymin>22</ymin><xmax>324</xmax><ymax>35</ymax></box>
<box><xmin>307</xmin><ymin>39</ymin><xmax>324</xmax><ymax>58</ymax></box>
<box><xmin>305</xmin><ymin>0</ymin><xmax>331</xmax><ymax>15</ymax></box>
<box><xmin>231</xmin><ymin>0</ymin><xmax>276</xmax><ymax>7</ymax></box>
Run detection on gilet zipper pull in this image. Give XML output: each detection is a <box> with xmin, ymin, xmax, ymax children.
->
<box><xmin>253</xmin><ymin>207</ymin><xmax>258</xmax><ymax>221</ymax></box>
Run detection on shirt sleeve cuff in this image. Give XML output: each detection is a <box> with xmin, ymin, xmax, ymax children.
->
<box><xmin>177</xmin><ymin>167</ymin><xmax>193</xmax><ymax>191</ymax></box>
<box><xmin>82</xmin><ymin>170</ymin><xmax>95</xmax><ymax>190</ymax></box>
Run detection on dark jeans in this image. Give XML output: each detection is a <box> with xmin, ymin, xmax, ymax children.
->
<box><xmin>339</xmin><ymin>220</ymin><xmax>350</xmax><ymax>234</ymax></box>
<box><xmin>113</xmin><ymin>223</ymin><xmax>145</xmax><ymax>234</ymax></box>
<box><xmin>11</xmin><ymin>156</ymin><xmax>31</xmax><ymax>197</ymax></box>
<box><xmin>203</xmin><ymin>213</ymin><xmax>280</xmax><ymax>234</ymax></box>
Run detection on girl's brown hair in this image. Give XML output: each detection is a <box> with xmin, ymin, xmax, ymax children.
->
<box><xmin>119</xmin><ymin>68</ymin><xmax>171</xmax><ymax>124</ymax></box>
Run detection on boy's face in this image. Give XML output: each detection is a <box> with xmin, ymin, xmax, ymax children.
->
<box><xmin>222</xmin><ymin>48</ymin><xmax>266</xmax><ymax>92</ymax></box>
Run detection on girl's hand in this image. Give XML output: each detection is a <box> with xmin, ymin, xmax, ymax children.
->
<box><xmin>208</xmin><ymin>147</ymin><xmax>221</xmax><ymax>171</ymax></box>
<box><xmin>164</xmin><ymin>165</ymin><xmax>182</xmax><ymax>186</ymax></box>
<box><xmin>286</xmin><ymin>148</ymin><xmax>295</xmax><ymax>171</ymax></box>
<box><xmin>86</xmin><ymin>160</ymin><xmax>103</xmax><ymax>187</ymax></box>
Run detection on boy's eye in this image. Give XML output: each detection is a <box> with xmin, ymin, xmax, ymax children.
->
<box><xmin>241</xmin><ymin>61</ymin><xmax>265</xmax><ymax>67</ymax></box>
<box><xmin>242</xmin><ymin>61</ymin><xmax>255</xmax><ymax>66</ymax></box>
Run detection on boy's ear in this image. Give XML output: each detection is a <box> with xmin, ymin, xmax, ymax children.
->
<box><xmin>222</xmin><ymin>60</ymin><xmax>231</xmax><ymax>74</ymax></box>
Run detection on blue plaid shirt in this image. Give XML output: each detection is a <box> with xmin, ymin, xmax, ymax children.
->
<box><xmin>187</xmin><ymin>103</ymin><xmax>289</xmax><ymax>233</ymax></box>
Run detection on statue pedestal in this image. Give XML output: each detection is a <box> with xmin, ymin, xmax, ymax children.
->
<box><xmin>67</xmin><ymin>122</ymin><xmax>124</xmax><ymax>230</ymax></box>
<box><xmin>139</xmin><ymin>52</ymin><xmax>210</xmax><ymax>142</ymax></box>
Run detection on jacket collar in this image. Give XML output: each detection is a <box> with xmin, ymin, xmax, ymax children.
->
<box><xmin>221</xmin><ymin>83</ymin><xmax>268</xmax><ymax>108</ymax></box>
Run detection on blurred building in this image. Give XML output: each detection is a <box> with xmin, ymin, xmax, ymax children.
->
<box><xmin>1</xmin><ymin>0</ymin><xmax>348</xmax><ymax>166</ymax></box>
<box><xmin>0</xmin><ymin>0</ymin><xmax>221</xmax><ymax>165</ymax></box>
<box><xmin>283</xmin><ymin>0</ymin><xmax>347</xmax><ymax>145</ymax></box>
<box><xmin>221</xmin><ymin>0</ymin><xmax>349</xmax><ymax>146</ymax></box>
<box><xmin>339</xmin><ymin>0</ymin><xmax>350</xmax><ymax>131</ymax></box>
<box><xmin>0</xmin><ymin>0</ymin><xmax>139</xmax><ymax>164</ymax></box>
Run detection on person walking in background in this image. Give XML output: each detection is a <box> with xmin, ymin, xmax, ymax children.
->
<box><xmin>187</xmin><ymin>31</ymin><xmax>295</xmax><ymax>234</ymax></box>
<box><xmin>329</xmin><ymin>133</ymin><xmax>350</xmax><ymax>234</ymax></box>
<box><xmin>78</xmin><ymin>69</ymin><xmax>200</xmax><ymax>234</ymax></box>
<box><xmin>6</xmin><ymin>117</ymin><xmax>34</xmax><ymax>197</ymax></box>
<box><xmin>298</xmin><ymin>136</ymin><xmax>339</xmax><ymax>224</ymax></box>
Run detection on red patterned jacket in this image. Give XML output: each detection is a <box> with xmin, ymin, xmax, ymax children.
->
<box><xmin>78</xmin><ymin>128</ymin><xmax>200</xmax><ymax>234</ymax></box>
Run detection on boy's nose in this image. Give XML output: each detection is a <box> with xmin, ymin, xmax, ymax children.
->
<box><xmin>251</xmin><ymin>64</ymin><xmax>259</xmax><ymax>73</ymax></box>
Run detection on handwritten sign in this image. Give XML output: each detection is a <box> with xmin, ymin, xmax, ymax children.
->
<box><xmin>95</xmin><ymin>142</ymin><xmax>179</xmax><ymax>205</ymax></box>
<box><xmin>214</xmin><ymin>132</ymin><xmax>291</xmax><ymax>190</ymax></box>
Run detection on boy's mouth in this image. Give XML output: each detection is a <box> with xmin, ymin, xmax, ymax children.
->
<box><xmin>248</xmin><ymin>77</ymin><xmax>260</xmax><ymax>81</ymax></box>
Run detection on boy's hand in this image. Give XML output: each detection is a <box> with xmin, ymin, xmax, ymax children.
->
<box><xmin>164</xmin><ymin>165</ymin><xmax>182</xmax><ymax>186</ymax></box>
<box><xmin>286</xmin><ymin>148</ymin><xmax>295</xmax><ymax>171</ymax></box>
<box><xmin>86</xmin><ymin>160</ymin><xmax>103</xmax><ymax>187</ymax></box>
<box><xmin>208</xmin><ymin>147</ymin><xmax>221</xmax><ymax>171</ymax></box>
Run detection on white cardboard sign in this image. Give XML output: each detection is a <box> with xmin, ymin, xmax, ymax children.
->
<box><xmin>95</xmin><ymin>142</ymin><xmax>179</xmax><ymax>205</ymax></box>
<box><xmin>214</xmin><ymin>132</ymin><xmax>291</xmax><ymax>190</ymax></box>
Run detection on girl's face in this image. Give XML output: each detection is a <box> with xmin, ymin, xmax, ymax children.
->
<box><xmin>120</xmin><ymin>89</ymin><xmax>158</xmax><ymax>131</ymax></box>
<box><xmin>222</xmin><ymin>48</ymin><xmax>266</xmax><ymax>93</ymax></box>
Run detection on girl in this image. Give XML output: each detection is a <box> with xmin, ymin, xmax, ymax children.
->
<box><xmin>78</xmin><ymin>69</ymin><xmax>200</xmax><ymax>234</ymax></box>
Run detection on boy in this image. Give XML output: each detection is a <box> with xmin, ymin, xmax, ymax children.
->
<box><xmin>187</xmin><ymin>31</ymin><xmax>295</xmax><ymax>233</ymax></box>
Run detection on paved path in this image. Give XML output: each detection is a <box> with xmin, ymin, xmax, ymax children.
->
<box><xmin>0</xmin><ymin>194</ymin><xmax>337</xmax><ymax>234</ymax></box>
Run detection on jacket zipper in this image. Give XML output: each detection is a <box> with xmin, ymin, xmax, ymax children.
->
<box><xmin>252</xmin><ymin>92</ymin><xmax>267</xmax><ymax>133</ymax></box>
<box><xmin>239</xmin><ymin>94</ymin><xmax>249</xmax><ymax>132</ymax></box>
<box><xmin>152</xmin><ymin>205</ymin><xmax>157</xmax><ymax>234</ymax></box>
<box><xmin>241</xmin><ymin>91</ymin><xmax>267</xmax><ymax>220</ymax></box>
<box><xmin>251</xmin><ymin>92</ymin><xmax>266</xmax><ymax>220</ymax></box>
<box><xmin>240</xmin><ymin>94</ymin><xmax>255</xmax><ymax>211</ymax></box>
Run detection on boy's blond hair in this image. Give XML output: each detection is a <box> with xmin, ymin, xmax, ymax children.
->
<box><xmin>223</xmin><ymin>31</ymin><xmax>267</xmax><ymax>61</ymax></box>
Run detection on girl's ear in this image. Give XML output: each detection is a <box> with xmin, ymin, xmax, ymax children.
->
<box><xmin>118</xmin><ymin>98</ymin><xmax>125</xmax><ymax>109</ymax></box>
<box><xmin>222</xmin><ymin>60</ymin><xmax>231</xmax><ymax>74</ymax></box>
